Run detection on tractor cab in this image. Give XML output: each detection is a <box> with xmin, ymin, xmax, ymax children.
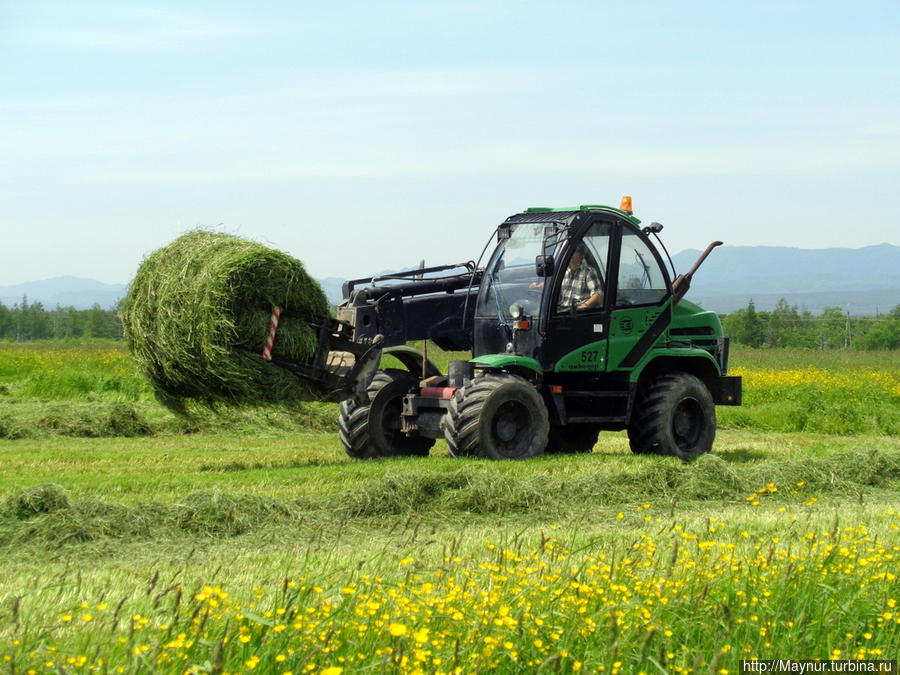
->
<box><xmin>474</xmin><ymin>204</ymin><xmax>672</xmax><ymax>375</ymax></box>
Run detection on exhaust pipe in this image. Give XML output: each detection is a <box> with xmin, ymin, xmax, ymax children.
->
<box><xmin>672</xmin><ymin>241</ymin><xmax>723</xmax><ymax>305</ymax></box>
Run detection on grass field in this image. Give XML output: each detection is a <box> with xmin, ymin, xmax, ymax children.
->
<box><xmin>0</xmin><ymin>342</ymin><xmax>898</xmax><ymax>673</ymax></box>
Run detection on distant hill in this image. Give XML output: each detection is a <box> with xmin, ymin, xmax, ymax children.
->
<box><xmin>671</xmin><ymin>243</ymin><xmax>900</xmax><ymax>314</ymax></box>
<box><xmin>0</xmin><ymin>276</ymin><xmax>126</xmax><ymax>310</ymax></box>
<box><xmin>685</xmin><ymin>289</ymin><xmax>900</xmax><ymax>315</ymax></box>
<box><xmin>319</xmin><ymin>277</ymin><xmax>346</xmax><ymax>306</ymax></box>
<box><xmin>0</xmin><ymin>275</ymin><xmax>348</xmax><ymax>310</ymax></box>
<box><xmin>4</xmin><ymin>244</ymin><xmax>898</xmax><ymax>315</ymax></box>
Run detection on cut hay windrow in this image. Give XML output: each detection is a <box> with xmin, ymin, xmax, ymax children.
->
<box><xmin>120</xmin><ymin>231</ymin><xmax>329</xmax><ymax>409</ymax></box>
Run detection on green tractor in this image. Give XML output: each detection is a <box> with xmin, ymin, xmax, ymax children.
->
<box><xmin>292</xmin><ymin>198</ymin><xmax>740</xmax><ymax>460</ymax></box>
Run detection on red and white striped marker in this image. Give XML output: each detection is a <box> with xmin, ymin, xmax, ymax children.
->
<box><xmin>261</xmin><ymin>306</ymin><xmax>283</xmax><ymax>361</ymax></box>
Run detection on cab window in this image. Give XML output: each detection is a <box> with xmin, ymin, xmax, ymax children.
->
<box><xmin>556</xmin><ymin>222</ymin><xmax>611</xmax><ymax>313</ymax></box>
<box><xmin>616</xmin><ymin>232</ymin><xmax>668</xmax><ymax>306</ymax></box>
<box><xmin>481</xmin><ymin>222</ymin><xmax>556</xmax><ymax>321</ymax></box>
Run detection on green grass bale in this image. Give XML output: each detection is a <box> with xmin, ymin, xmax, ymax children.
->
<box><xmin>120</xmin><ymin>231</ymin><xmax>329</xmax><ymax>409</ymax></box>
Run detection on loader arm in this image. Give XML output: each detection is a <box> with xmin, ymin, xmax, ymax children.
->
<box><xmin>260</xmin><ymin>263</ymin><xmax>482</xmax><ymax>402</ymax></box>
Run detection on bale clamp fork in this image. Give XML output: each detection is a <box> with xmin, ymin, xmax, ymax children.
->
<box><xmin>254</xmin><ymin>308</ymin><xmax>383</xmax><ymax>403</ymax></box>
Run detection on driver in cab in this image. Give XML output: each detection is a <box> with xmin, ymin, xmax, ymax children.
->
<box><xmin>557</xmin><ymin>245</ymin><xmax>603</xmax><ymax>311</ymax></box>
<box><xmin>529</xmin><ymin>244</ymin><xmax>603</xmax><ymax>311</ymax></box>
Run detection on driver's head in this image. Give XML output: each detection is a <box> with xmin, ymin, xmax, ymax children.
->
<box><xmin>569</xmin><ymin>246</ymin><xmax>587</xmax><ymax>271</ymax></box>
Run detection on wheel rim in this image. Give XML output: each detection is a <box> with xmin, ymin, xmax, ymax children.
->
<box><xmin>672</xmin><ymin>397</ymin><xmax>704</xmax><ymax>450</ymax></box>
<box><xmin>368</xmin><ymin>375</ymin><xmax>435</xmax><ymax>456</ymax></box>
<box><xmin>377</xmin><ymin>399</ymin><xmax>404</xmax><ymax>444</ymax></box>
<box><xmin>491</xmin><ymin>400</ymin><xmax>531</xmax><ymax>455</ymax></box>
<box><xmin>368</xmin><ymin>379</ymin><xmax>411</xmax><ymax>454</ymax></box>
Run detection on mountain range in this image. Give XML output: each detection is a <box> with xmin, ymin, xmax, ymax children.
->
<box><xmin>2</xmin><ymin>244</ymin><xmax>898</xmax><ymax>315</ymax></box>
<box><xmin>670</xmin><ymin>243</ymin><xmax>899</xmax><ymax>313</ymax></box>
<box><xmin>0</xmin><ymin>276</ymin><xmax>127</xmax><ymax>311</ymax></box>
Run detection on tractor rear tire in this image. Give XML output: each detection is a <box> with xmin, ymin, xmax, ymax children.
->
<box><xmin>627</xmin><ymin>372</ymin><xmax>715</xmax><ymax>459</ymax></box>
<box><xmin>338</xmin><ymin>369</ymin><xmax>434</xmax><ymax>459</ymax></box>
<box><xmin>442</xmin><ymin>373</ymin><xmax>548</xmax><ymax>460</ymax></box>
<box><xmin>545</xmin><ymin>425</ymin><xmax>599</xmax><ymax>454</ymax></box>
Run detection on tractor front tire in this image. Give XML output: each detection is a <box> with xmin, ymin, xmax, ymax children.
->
<box><xmin>338</xmin><ymin>369</ymin><xmax>434</xmax><ymax>459</ymax></box>
<box><xmin>545</xmin><ymin>425</ymin><xmax>599</xmax><ymax>454</ymax></box>
<box><xmin>442</xmin><ymin>373</ymin><xmax>548</xmax><ymax>460</ymax></box>
<box><xmin>627</xmin><ymin>372</ymin><xmax>715</xmax><ymax>459</ymax></box>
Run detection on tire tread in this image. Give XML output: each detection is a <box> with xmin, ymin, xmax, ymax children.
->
<box><xmin>627</xmin><ymin>372</ymin><xmax>715</xmax><ymax>458</ymax></box>
<box><xmin>443</xmin><ymin>374</ymin><xmax>548</xmax><ymax>460</ymax></box>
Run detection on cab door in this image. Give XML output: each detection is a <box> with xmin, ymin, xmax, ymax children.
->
<box><xmin>544</xmin><ymin>219</ymin><xmax>614</xmax><ymax>373</ymax></box>
<box><xmin>606</xmin><ymin>223</ymin><xmax>673</xmax><ymax>372</ymax></box>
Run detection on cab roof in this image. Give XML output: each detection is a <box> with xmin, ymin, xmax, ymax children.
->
<box><xmin>519</xmin><ymin>204</ymin><xmax>641</xmax><ymax>226</ymax></box>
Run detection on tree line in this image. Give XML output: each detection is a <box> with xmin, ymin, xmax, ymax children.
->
<box><xmin>723</xmin><ymin>299</ymin><xmax>900</xmax><ymax>350</ymax></box>
<box><xmin>1</xmin><ymin>296</ymin><xmax>898</xmax><ymax>350</ymax></box>
<box><xmin>0</xmin><ymin>297</ymin><xmax>121</xmax><ymax>340</ymax></box>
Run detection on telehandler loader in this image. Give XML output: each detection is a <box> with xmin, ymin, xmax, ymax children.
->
<box><xmin>267</xmin><ymin>198</ymin><xmax>741</xmax><ymax>460</ymax></box>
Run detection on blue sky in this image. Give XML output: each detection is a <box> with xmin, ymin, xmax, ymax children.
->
<box><xmin>1</xmin><ymin>1</ymin><xmax>899</xmax><ymax>285</ymax></box>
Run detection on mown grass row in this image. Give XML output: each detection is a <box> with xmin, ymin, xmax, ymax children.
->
<box><xmin>2</xmin><ymin>447</ymin><xmax>897</xmax><ymax>549</ymax></box>
<box><xmin>0</xmin><ymin>399</ymin><xmax>337</xmax><ymax>440</ymax></box>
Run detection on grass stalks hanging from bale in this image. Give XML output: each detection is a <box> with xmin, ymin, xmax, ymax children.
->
<box><xmin>120</xmin><ymin>231</ymin><xmax>329</xmax><ymax>410</ymax></box>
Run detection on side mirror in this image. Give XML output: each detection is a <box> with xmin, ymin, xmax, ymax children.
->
<box><xmin>536</xmin><ymin>254</ymin><xmax>554</xmax><ymax>277</ymax></box>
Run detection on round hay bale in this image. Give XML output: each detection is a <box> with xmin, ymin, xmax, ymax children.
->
<box><xmin>120</xmin><ymin>231</ymin><xmax>329</xmax><ymax>409</ymax></box>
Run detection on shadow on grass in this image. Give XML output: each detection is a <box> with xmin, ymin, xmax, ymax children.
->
<box><xmin>717</xmin><ymin>449</ymin><xmax>768</xmax><ymax>463</ymax></box>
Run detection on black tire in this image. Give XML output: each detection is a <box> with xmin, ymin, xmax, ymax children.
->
<box><xmin>627</xmin><ymin>372</ymin><xmax>715</xmax><ymax>459</ymax></box>
<box><xmin>545</xmin><ymin>425</ymin><xmax>599</xmax><ymax>454</ymax></box>
<box><xmin>338</xmin><ymin>397</ymin><xmax>373</xmax><ymax>458</ymax></box>
<box><xmin>338</xmin><ymin>369</ymin><xmax>434</xmax><ymax>459</ymax></box>
<box><xmin>442</xmin><ymin>373</ymin><xmax>548</xmax><ymax>460</ymax></box>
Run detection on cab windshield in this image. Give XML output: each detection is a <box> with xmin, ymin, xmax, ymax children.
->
<box><xmin>480</xmin><ymin>221</ymin><xmax>560</xmax><ymax>322</ymax></box>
